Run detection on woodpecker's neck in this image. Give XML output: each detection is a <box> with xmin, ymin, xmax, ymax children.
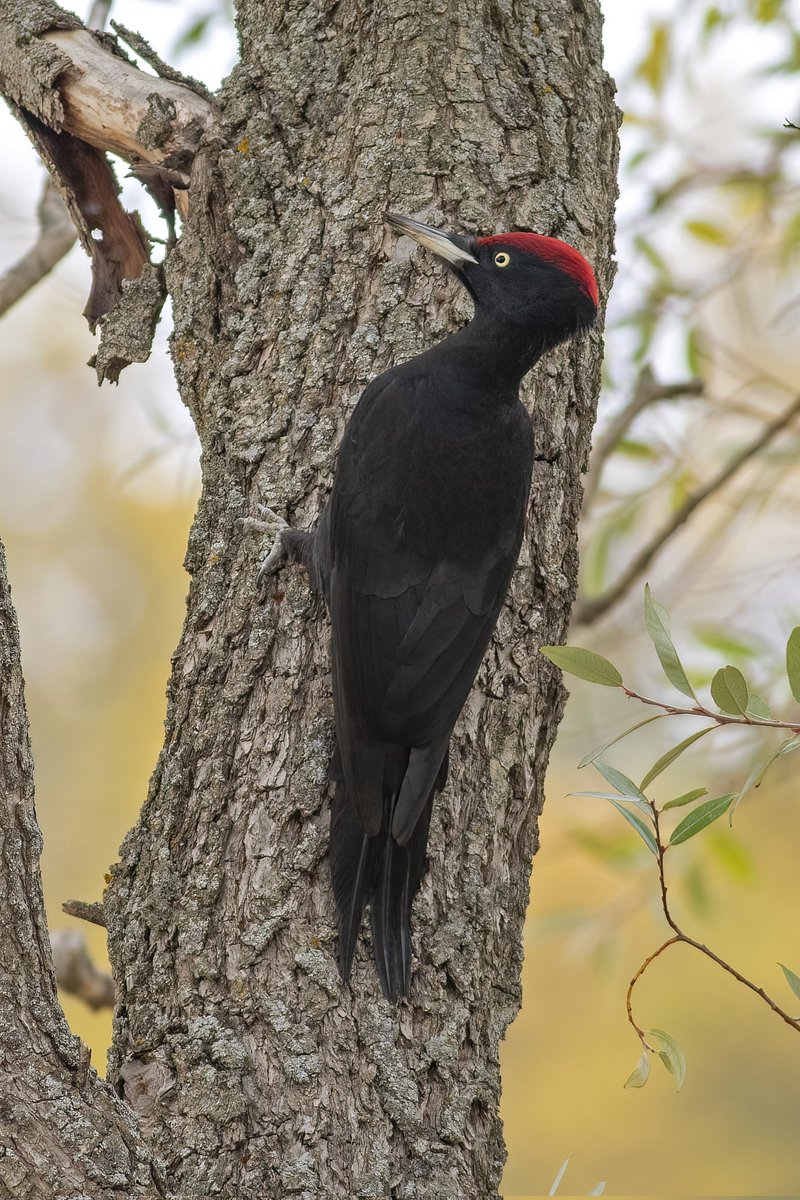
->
<box><xmin>448</xmin><ymin>309</ymin><xmax>556</xmax><ymax>388</ymax></box>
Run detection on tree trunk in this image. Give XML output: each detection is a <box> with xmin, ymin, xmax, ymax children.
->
<box><xmin>0</xmin><ymin>540</ymin><xmax>163</xmax><ymax>1198</ymax></box>
<box><xmin>0</xmin><ymin>1</ymin><xmax>617</xmax><ymax>1196</ymax></box>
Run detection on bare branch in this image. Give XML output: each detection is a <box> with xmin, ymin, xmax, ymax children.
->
<box><xmin>620</xmin><ymin>686</ymin><xmax>800</xmax><ymax>733</ymax></box>
<box><xmin>63</xmin><ymin>897</ymin><xmax>107</xmax><ymax>926</ymax></box>
<box><xmin>0</xmin><ymin>177</ymin><xmax>76</xmax><ymax>317</ymax></box>
<box><xmin>583</xmin><ymin>367</ymin><xmax>704</xmax><ymax>513</ymax></box>
<box><xmin>50</xmin><ymin>929</ymin><xmax>115</xmax><ymax>1010</ymax></box>
<box><xmin>575</xmin><ymin>393</ymin><xmax>800</xmax><ymax>626</ymax></box>
<box><xmin>627</xmin><ymin>807</ymin><xmax>800</xmax><ymax>1050</ymax></box>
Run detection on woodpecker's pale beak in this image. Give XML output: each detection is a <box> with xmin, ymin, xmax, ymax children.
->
<box><xmin>384</xmin><ymin>212</ymin><xmax>478</xmax><ymax>267</ymax></box>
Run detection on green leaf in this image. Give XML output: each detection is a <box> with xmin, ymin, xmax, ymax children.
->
<box><xmin>710</xmin><ymin>665</ymin><xmax>749</xmax><ymax>715</ymax></box>
<box><xmin>685</xmin><ymin>327</ymin><xmax>703</xmax><ymax>375</ymax></box>
<box><xmin>746</xmin><ymin>693</ymin><xmax>772</xmax><ymax>720</ymax></box>
<box><xmin>707</xmin><ymin>830</ymin><xmax>755</xmax><ymax>882</ymax></box>
<box><xmin>663</xmin><ymin>787</ymin><xmax>708</xmax><ymax>811</ymax></box>
<box><xmin>682</xmin><ymin>862</ymin><xmax>711</xmax><ymax>917</ymax></box>
<box><xmin>624</xmin><ymin>1049</ymin><xmax>651</xmax><ymax>1089</ymax></box>
<box><xmin>617</xmin><ymin>438</ymin><xmax>660</xmax><ymax>460</ymax></box>
<box><xmin>595</xmin><ymin>761</ymin><xmax>649</xmax><ymax>805</ymax></box>
<box><xmin>643</xmin><ymin>585</ymin><xmax>696</xmax><ymax>700</ymax></box>
<box><xmin>685</xmin><ymin>219</ymin><xmax>729</xmax><ymax>246</ymax></box>
<box><xmin>605</xmin><ymin>796</ymin><xmax>659</xmax><ymax>856</ymax></box>
<box><xmin>634</xmin><ymin>233</ymin><xmax>669</xmax><ymax>274</ymax></box>
<box><xmin>786</xmin><ymin>627</ymin><xmax>800</xmax><ymax>702</ymax></box>
<box><xmin>540</xmin><ymin>646</ymin><xmax>622</xmax><ymax>688</ymax></box>
<box><xmin>754</xmin><ymin>0</ymin><xmax>782</xmax><ymax>21</ymax></box>
<box><xmin>173</xmin><ymin>13</ymin><xmax>213</xmax><ymax>52</ymax></box>
<box><xmin>779</xmin><ymin>963</ymin><xmax>800</xmax><ymax>1002</ymax></box>
<box><xmin>588</xmin><ymin>1184</ymin><xmax>606</xmax><ymax>1197</ymax></box>
<box><xmin>639</xmin><ymin>726</ymin><xmax>715</xmax><ymax>790</ymax></box>
<box><xmin>702</xmin><ymin>6</ymin><xmax>727</xmax><ymax>38</ymax></box>
<box><xmin>730</xmin><ymin>735</ymin><xmax>800</xmax><ymax>820</ymax></box>
<box><xmin>669</xmin><ymin>794</ymin><xmax>734</xmax><ymax>845</ymax></box>
<box><xmin>636</xmin><ymin>22</ymin><xmax>670</xmax><ymax>94</ymax></box>
<box><xmin>578</xmin><ymin>714</ymin><xmax>664</xmax><ymax>769</ymax></box>
<box><xmin>693</xmin><ymin>626</ymin><xmax>757</xmax><ymax>660</ymax></box>
<box><xmin>647</xmin><ymin>1028</ymin><xmax>687</xmax><ymax>1091</ymax></box>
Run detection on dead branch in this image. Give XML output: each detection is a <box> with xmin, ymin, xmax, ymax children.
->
<box><xmin>63</xmin><ymin>897</ymin><xmax>107</xmax><ymax>926</ymax></box>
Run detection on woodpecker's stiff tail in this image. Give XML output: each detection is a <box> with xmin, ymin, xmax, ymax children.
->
<box><xmin>330</xmin><ymin>764</ymin><xmax>435</xmax><ymax>1001</ymax></box>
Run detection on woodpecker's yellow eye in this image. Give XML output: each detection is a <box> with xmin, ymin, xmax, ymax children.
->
<box><xmin>494</xmin><ymin>251</ymin><xmax>511</xmax><ymax>268</ymax></box>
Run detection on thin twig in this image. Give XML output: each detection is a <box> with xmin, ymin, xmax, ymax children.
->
<box><xmin>622</xmin><ymin>685</ymin><xmax>800</xmax><ymax>733</ymax></box>
<box><xmin>626</xmin><ymin>807</ymin><xmax>800</xmax><ymax>1048</ymax></box>
<box><xmin>575</xmin><ymin>393</ymin><xmax>800</xmax><ymax>626</ymax></box>
<box><xmin>583</xmin><ymin>367</ymin><xmax>704</xmax><ymax>514</ymax></box>
<box><xmin>626</xmin><ymin>936</ymin><xmax>682</xmax><ymax>1043</ymax></box>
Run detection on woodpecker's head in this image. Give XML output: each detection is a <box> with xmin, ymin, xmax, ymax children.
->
<box><xmin>385</xmin><ymin>212</ymin><xmax>598</xmax><ymax>347</ymax></box>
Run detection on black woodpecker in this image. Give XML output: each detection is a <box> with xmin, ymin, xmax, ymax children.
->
<box><xmin>263</xmin><ymin>212</ymin><xmax>598</xmax><ymax>1001</ymax></box>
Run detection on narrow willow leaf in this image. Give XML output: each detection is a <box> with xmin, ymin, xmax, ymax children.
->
<box><xmin>639</xmin><ymin>726</ymin><xmax>715</xmax><ymax>790</ymax></box>
<box><xmin>707</xmin><ymin>830</ymin><xmax>755</xmax><ymax>882</ymax></box>
<box><xmin>786</xmin><ymin>627</ymin><xmax>800</xmax><ymax>703</ymax></box>
<box><xmin>588</xmin><ymin>1184</ymin><xmax>606</xmax><ymax>1197</ymax></box>
<box><xmin>548</xmin><ymin>1155</ymin><xmax>572</xmax><ymax>1196</ymax></box>
<box><xmin>647</xmin><ymin>1028</ymin><xmax>687</xmax><ymax>1091</ymax></box>
<box><xmin>710</xmin><ymin>665</ymin><xmax>749</xmax><ymax>715</ymax></box>
<box><xmin>540</xmin><ymin>646</ymin><xmax>622</xmax><ymax>688</ymax></box>
<box><xmin>662</xmin><ymin>787</ymin><xmax>708</xmax><ymax>811</ymax></box>
<box><xmin>624</xmin><ymin>1049</ymin><xmax>651</xmax><ymax>1089</ymax></box>
<box><xmin>669</xmin><ymin>793</ymin><xmax>734</xmax><ymax>845</ymax></box>
<box><xmin>643</xmin><ymin>585</ymin><xmax>696</xmax><ymax>700</ymax></box>
<box><xmin>595</xmin><ymin>761</ymin><xmax>649</xmax><ymax>804</ymax></box>
<box><xmin>730</xmin><ymin>734</ymin><xmax>800</xmax><ymax>820</ymax></box>
<box><xmin>692</xmin><ymin>626</ymin><xmax>757</xmax><ymax>659</ymax></box>
<box><xmin>605</xmin><ymin>796</ymin><xmax>659</xmax><ymax>856</ymax></box>
<box><xmin>685</xmin><ymin>219</ymin><xmax>729</xmax><ymax>246</ymax></box>
<box><xmin>636</xmin><ymin>21</ymin><xmax>669</xmax><ymax>93</ymax></box>
<box><xmin>578</xmin><ymin>714</ymin><xmax>664</xmax><ymax>769</ymax></box>
<box><xmin>779</xmin><ymin>963</ymin><xmax>800</xmax><ymax>1002</ymax></box>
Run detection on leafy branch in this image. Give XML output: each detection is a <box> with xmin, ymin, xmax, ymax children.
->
<box><xmin>541</xmin><ymin>584</ymin><xmax>800</xmax><ymax>1090</ymax></box>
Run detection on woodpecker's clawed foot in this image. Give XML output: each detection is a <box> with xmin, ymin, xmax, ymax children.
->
<box><xmin>237</xmin><ymin>505</ymin><xmax>291</xmax><ymax>600</ymax></box>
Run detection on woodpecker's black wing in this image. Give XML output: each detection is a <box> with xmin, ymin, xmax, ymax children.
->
<box><xmin>322</xmin><ymin>366</ymin><xmax>533</xmax><ymax>996</ymax></box>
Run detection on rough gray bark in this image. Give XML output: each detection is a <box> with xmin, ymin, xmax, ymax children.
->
<box><xmin>0</xmin><ymin>1</ymin><xmax>618</xmax><ymax>1197</ymax></box>
<box><xmin>0</xmin><ymin>540</ymin><xmax>163</xmax><ymax>1198</ymax></box>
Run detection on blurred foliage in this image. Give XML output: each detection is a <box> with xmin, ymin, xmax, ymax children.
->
<box><xmin>543</xmin><ymin>588</ymin><xmax>800</xmax><ymax>1093</ymax></box>
<box><xmin>2</xmin><ymin>0</ymin><xmax>800</xmax><ymax>1197</ymax></box>
<box><xmin>582</xmin><ymin>0</ymin><xmax>800</xmax><ymax>633</ymax></box>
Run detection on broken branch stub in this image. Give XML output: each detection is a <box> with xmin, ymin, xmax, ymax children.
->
<box><xmin>0</xmin><ymin>7</ymin><xmax>216</xmax><ymax>377</ymax></box>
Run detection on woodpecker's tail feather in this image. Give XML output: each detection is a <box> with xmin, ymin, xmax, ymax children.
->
<box><xmin>330</xmin><ymin>760</ymin><xmax>435</xmax><ymax>1001</ymax></box>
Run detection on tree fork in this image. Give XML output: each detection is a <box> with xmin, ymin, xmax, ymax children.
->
<box><xmin>0</xmin><ymin>0</ymin><xmax>618</xmax><ymax>1196</ymax></box>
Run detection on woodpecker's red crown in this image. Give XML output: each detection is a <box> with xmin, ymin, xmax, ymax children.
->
<box><xmin>477</xmin><ymin>233</ymin><xmax>599</xmax><ymax>307</ymax></box>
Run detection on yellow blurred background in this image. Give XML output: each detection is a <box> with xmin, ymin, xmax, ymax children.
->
<box><xmin>2</xmin><ymin>0</ymin><xmax>800</xmax><ymax>1195</ymax></box>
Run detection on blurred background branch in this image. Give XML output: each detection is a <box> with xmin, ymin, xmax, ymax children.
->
<box><xmin>0</xmin><ymin>180</ymin><xmax>76</xmax><ymax>318</ymax></box>
<box><xmin>50</xmin><ymin>928</ymin><xmax>115</xmax><ymax>1010</ymax></box>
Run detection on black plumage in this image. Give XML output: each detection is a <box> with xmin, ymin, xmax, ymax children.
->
<box><xmin>272</xmin><ymin>213</ymin><xmax>598</xmax><ymax>1000</ymax></box>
